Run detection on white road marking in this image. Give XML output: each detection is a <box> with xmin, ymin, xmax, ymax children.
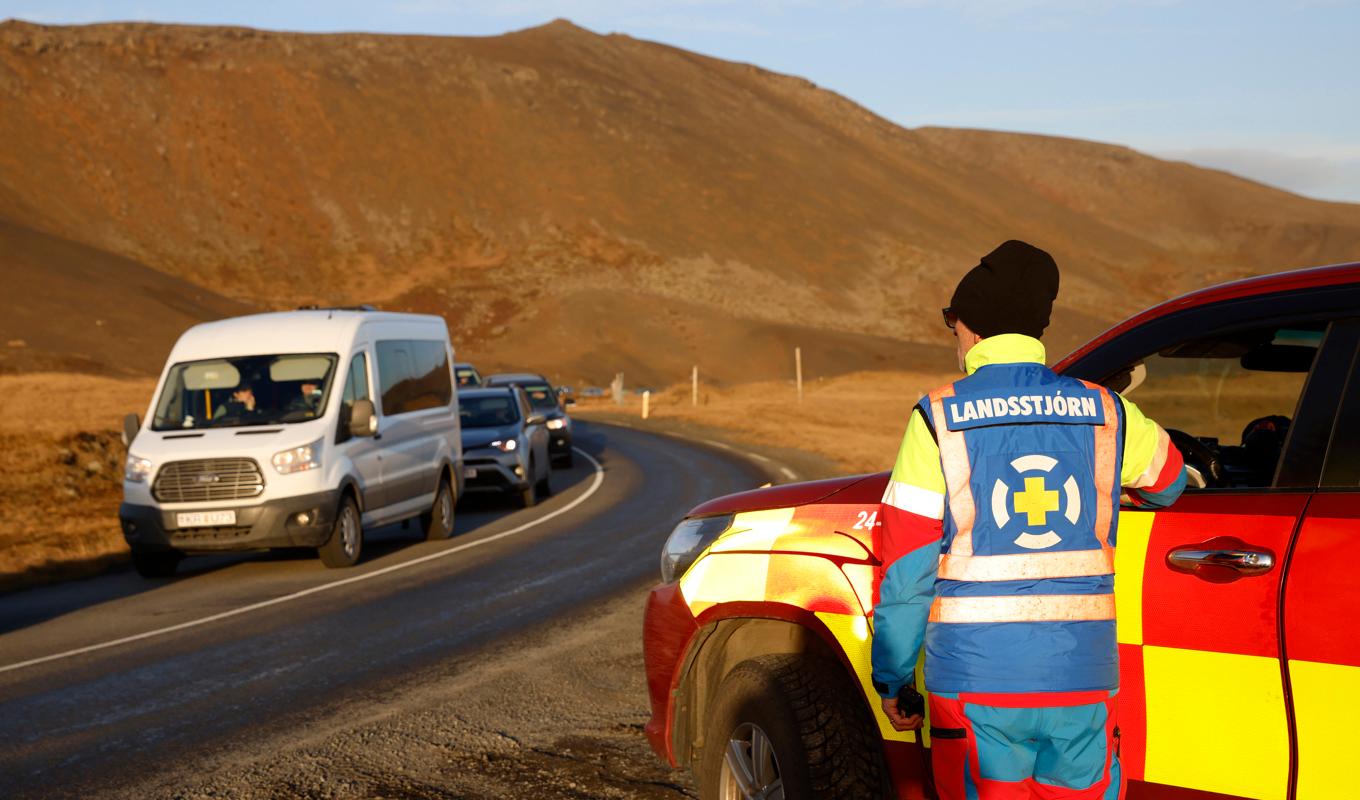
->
<box><xmin>700</xmin><ymin>438</ymin><xmax>733</xmax><ymax>450</ymax></box>
<box><xmin>744</xmin><ymin>452</ymin><xmax>772</xmax><ymax>464</ymax></box>
<box><xmin>780</xmin><ymin>467</ymin><xmax>798</xmax><ymax>481</ymax></box>
<box><xmin>0</xmin><ymin>447</ymin><xmax>605</xmax><ymax>675</ymax></box>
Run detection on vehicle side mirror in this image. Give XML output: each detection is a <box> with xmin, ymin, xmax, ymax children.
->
<box><xmin>350</xmin><ymin>399</ymin><xmax>379</xmax><ymax>437</ymax></box>
<box><xmin>122</xmin><ymin>413</ymin><xmax>140</xmax><ymax>447</ymax></box>
<box><xmin>526</xmin><ymin>413</ymin><xmax>546</xmax><ymax>426</ymax></box>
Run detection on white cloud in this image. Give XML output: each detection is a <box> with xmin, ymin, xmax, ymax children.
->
<box><xmin>1160</xmin><ymin>146</ymin><xmax>1360</xmax><ymax>203</ymax></box>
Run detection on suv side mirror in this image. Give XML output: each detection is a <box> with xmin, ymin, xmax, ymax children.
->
<box><xmin>350</xmin><ymin>399</ymin><xmax>379</xmax><ymax>437</ymax></box>
<box><xmin>526</xmin><ymin>413</ymin><xmax>546</xmax><ymax>426</ymax></box>
<box><xmin>122</xmin><ymin>413</ymin><xmax>140</xmax><ymax>447</ymax></box>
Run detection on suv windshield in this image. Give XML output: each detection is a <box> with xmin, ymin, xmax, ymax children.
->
<box><xmin>152</xmin><ymin>353</ymin><xmax>339</xmax><ymax>431</ymax></box>
<box><xmin>461</xmin><ymin>395</ymin><xmax>521</xmax><ymax>428</ymax></box>
<box><xmin>520</xmin><ymin>383</ymin><xmax>560</xmax><ymax>411</ymax></box>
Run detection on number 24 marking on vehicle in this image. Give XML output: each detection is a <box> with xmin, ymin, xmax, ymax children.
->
<box><xmin>853</xmin><ymin>510</ymin><xmax>880</xmax><ymax>530</ymax></box>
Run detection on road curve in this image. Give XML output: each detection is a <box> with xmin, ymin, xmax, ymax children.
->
<box><xmin>0</xmin><ymin>421</ymin><xmax>767</xmax><ymax>799</ymax></box>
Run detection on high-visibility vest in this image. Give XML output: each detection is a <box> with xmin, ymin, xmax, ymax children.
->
<box><xmin>918</xmin><ymin>362</ymin><xmax>1124</xmax><ymax>694</ymax></box>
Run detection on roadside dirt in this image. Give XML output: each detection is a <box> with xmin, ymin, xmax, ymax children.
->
<box><xmin>98</xmin><ymin>586</ymin><xmax>695</xmax><ymax>800</ymax></box>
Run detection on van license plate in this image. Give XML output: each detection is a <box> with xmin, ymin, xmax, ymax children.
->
<box><xmin>464</xmin><ymin>467</ymin><xmax>478</xmax><ymax>479</ymax></box>
<box><xmin>177</xmin><ymin>510</ymin><xmax>237</xmax><ymax>528</ymax></box>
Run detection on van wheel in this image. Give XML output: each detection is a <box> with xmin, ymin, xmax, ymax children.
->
<box><xmin>319</xmin><ymin>494</ymin><xmax>362</xmax><ymax>568</ymax></box>
<box><xmin>131</xmin><ymin>548</ymin><xmax>181</xmax><ymax>578</ymax></box>
<box><xmin>421</xmin><ymin>477</ymin><xmax>456</xmax><ymax>541</ymax></box>
<box><xmin>697</xmin><ymin>654</ymin><xmax>886</xmax><ymax>800</ymax></box>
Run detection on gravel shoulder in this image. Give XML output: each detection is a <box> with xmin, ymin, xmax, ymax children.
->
<box><xmin>100</xmin><ymin>584</ymin><xmax>692</xmax><ymax>800</ymax></box>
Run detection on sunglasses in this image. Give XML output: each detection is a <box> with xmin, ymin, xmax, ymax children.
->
<box><xmin>942</xmin><ymin>307</ymin><xmax>958</xmax><ymax>330</ymax></box>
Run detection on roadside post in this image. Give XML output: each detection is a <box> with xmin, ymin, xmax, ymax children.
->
<box><xmin>691</xmin><ymin>365</ymin><xmax>698</xmax><ymax>407</ymax></box>
<box><xmin>642</xmin><ymin>390</ymin><xmax>651</xmax><ymax>420</ymax></box>
<box><xmin>795</xmin><ymin>346</ymin><xmax>803</xmax><ymax>403</ymax></box>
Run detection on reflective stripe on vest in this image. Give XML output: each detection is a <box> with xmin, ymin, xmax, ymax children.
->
<box><xmin>937</xmin><ymin>548</ymin><xmax>1115</xmax><ymax>581</ymax></box>
<box><xmin>929</xmin><ymin>593</ymin><xmax>1116</xmax><ymax>623</ymax></box>
<box><xmin>927</xmin><ymin>380</ymin><xmax>1122</xmax><ymax>589</ymax></box>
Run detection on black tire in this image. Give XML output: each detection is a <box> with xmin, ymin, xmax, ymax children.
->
<box><xmin>696</xmin><ymin>654</ymin><xmax>887</xmax><ymax>800</ymax></box>
<box><xmin>131</xmin><ymin>548</ymin><xmax>180</xmax><ymax>578</ymax></box>
<box><xmin>318</xmin><ymin>494</ymin><xmax>362</xmax><ymax>568</ymax></box>
<box><xmin>535</xmin><ymin>470</ymin><xmax>552</xmax><ymax>500</ymax></box>
<box><xmin>421</xmin><ymin>477</ymin><xmax>456</xmax><ymax>541</ymax></box>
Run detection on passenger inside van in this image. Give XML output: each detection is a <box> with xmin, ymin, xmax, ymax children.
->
<box><xmin>287</xmin><ymin>381</ymin><xmax>324</xmax><ymax>416</ymax></box>
<box><xmin>214</xmin><ymin>384</ymin><xmax>259</xmax><ymax>421</ymax></box>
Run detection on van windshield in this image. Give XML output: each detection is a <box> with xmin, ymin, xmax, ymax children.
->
<box><xmin>152</xmin><ymin>353</ymin><xmax>339</xmax><ymax>431</ymax></box>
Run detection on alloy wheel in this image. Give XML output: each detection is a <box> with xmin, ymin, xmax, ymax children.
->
<box><xmin>340</xmin><ymin>505</ymin><xmax>359</xmax><ymax>558</ymax></box>
<box><xmin>719</xmin><ymin>722</ymin><xmax>784</xmax><ymax>800</ymax></box>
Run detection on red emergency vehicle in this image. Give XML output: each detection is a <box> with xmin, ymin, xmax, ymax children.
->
<box><xmin>643</xmin><ymin>264</ymin><xmax>1360</xmax><ymax>799</ymax></box>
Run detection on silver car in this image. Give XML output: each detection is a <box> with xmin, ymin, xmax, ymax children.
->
<box><xmin>458</xmin><ymin>387</ymin><xmax>551</xmax><ymax>508</ymax></box>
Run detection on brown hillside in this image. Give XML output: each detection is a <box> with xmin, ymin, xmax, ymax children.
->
<box><xmin>1</xmin><ymin>19</ymin><xmax>1358</xmax><ymax>386</ymax></box>
<box><xmin>0</xmin><ymin>218</ymin><xmax>250</xmax><ymax>375</ymax></box>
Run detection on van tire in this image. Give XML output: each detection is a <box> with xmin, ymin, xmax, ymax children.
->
<box><xmin>422</xmin><ymin>477</ymin><xmax>456</xmax><ymax>541</ymax></box>
<box><xmin>696</xmin><ymin>654</ymin><xmax>887</xmax><ymax>800</ymax></box>
<box><xmin>319</xmin><ymin>494</ymin><xmax>362</xmax><ymax>568</ymax></box>
<box><xmin>131</xmin><ymin>548</ymin><xmax>180</xmax><ymax>578</ymax></box>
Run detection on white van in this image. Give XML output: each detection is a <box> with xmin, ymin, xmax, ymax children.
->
<box><xmin>119</xmin><ymin>309</ymin><xmax>464</xmax><ymax>577</ymax></box>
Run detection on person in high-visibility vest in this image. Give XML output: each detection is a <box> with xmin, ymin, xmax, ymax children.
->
<box><xmin>872</xmin><ymin>240</ymin><xmax>1187</xmax><ymax>800</ymax></box>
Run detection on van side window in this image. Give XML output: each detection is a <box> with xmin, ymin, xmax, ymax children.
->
<box><xmin>376</xmin><ymin>340</ymin><xmax>453</xmax><ymax>416</ymax></box>
<box><xmin>336</xmin><ymin>352</ymin><xmax>370</xmax><ymax>443</ymax></box>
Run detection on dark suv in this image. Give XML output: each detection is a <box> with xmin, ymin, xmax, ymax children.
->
<box><xmin>484</xmin><ymin>373</ymin><xmax>574</xmax><ymax>468</ymax></box>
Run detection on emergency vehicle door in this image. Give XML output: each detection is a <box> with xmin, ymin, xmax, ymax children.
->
<box><xmin>1282</xmin><ymin>318</ymin><xmax>1360</xmax><ymax>800</ymax></box>
<box><xmin>1106</xmin><ymin>319</ymin><xmax>1349</xmax><ymax>800</ymax></box>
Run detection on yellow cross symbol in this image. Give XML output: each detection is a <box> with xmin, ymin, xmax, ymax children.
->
<box><xmin>1013</xmin><ymin>476</ymin><xmax>1060</xmax><ymax>526</ymax></box>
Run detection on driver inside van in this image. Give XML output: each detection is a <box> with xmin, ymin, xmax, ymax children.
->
<box><xmin>288</xmin><ymin>381</ymin><xmax>323</xmax><ymax>416</ymax></box>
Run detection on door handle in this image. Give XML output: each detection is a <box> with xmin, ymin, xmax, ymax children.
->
<box><xmin>1167</xmin><ymin>536</ymin><xmax>1275</xmax><ymax>583</ymax></box>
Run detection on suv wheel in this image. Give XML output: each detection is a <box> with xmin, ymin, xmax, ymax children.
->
<box><xmin>319</xmin><ymin>494</ymin><xmax>362</xmax><ymax>568</ymax></box>
<box><xmin>421</xmin><ymin>477</ymin><xmax>456</xmax><ymax>541</ymax></box>
<box><xmin>131</xmin><ymin>547</ymin><xmax>181</xmax><ymax>579</ymax></box>
<box><xmin>697</xmin><ymin>654</ymin><xmax>886</xmax><ymax>800</ymax></box>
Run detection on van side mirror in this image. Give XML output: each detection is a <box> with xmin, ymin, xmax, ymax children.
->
<box><xmin>122</xmin><ymin>413</ymin><xmax>140</xmax><ymax>447</ymax></box>
<box><xmin>350</xmin><ymin>399</ymin><xmax>378</xmax><ymax>437</ymax></box>
<box><xmin>526</xmin><ymin>413</ymin><xmax>546</xmax><ymax>426</ymax></box>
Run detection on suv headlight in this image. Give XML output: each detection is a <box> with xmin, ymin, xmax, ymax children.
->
<box><xmin>273</xmin><ymin>439</ymin><xmax>322</xmax><ymax>474</ymax></box>
<box><xmin>124</xmin><ymin>454</ymin><xmax>154</xmax><ymax>483</ymax></box>
<box><xmin>546</xmin><ymin>418</ymin><xmax>568</xmax><ymax>430</ymax></box>
<box><xmin>660</xmin><ymin>514</ymin><xmax>735</xmax><ymax>583</ymax></box>
<box><xmin>490</xmin><ymin>439</ymin><xmax>518</xmax><ymax>452</ymax></box>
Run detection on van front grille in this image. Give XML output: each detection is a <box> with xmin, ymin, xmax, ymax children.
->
<box><xmin>153</xmin><ymin>458</ymin><xmax>265</xmax><ymax>503</ymax></box>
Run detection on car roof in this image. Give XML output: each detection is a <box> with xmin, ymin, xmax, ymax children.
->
<box><xmin>486</xmin><ymin>373</ymin><xmax>549</xmax><ymax>384</ymax></box>
<box><xmin>1054</xmin><ymin>262</ymin><xmax>1360</xmax><ymax>371</ymax></box>
<box><xmin>454</xmin><ymin>362</ymin><xmax>479</xmax><ymax>369</ymax></box>
<box><xmin>170</xmin><ymin>310</ymin><xmax>447</xmax><ymax>361</ymax></box>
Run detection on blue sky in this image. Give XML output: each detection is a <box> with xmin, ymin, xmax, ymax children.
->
<box><xmin>6</xmin><ymin>1</ymin><xmax>1359</xmax><ymax>202</ymax></box>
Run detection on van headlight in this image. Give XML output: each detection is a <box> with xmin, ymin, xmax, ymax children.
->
<box><xmin>660</xmin><ymin>514</ymin><xmax>735</xmax><ymax>583</ymax></box>
<box><xmin>490</xmin><ymin>439</ymin><xmax>518</xmax><ymax>452</ymax></box>
<box><xmin>272</xmin><ymin>440</ymin><xmax>322</xmax><ymax>474</ymax></box>
<box><xmin>124</xmin><ymin>454</ymin><xmax>154</xmax><ymax>483</ymax></box>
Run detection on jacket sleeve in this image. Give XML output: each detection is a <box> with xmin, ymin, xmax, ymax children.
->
<box><xmin>871</xmin><ymin>405</ymin><xmax>945</xmax><ymax>699</ymax></box>
<box><xmin>1117</xmin><ymin>394</ymin><xmax>1188</xmax><ymax>508</ymax></box>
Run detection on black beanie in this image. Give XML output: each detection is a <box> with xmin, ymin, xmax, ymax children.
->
<box><xmin>950</xmin><ymin>240</ymin><xmax>1060</xmax><ymax>339</ymax></box>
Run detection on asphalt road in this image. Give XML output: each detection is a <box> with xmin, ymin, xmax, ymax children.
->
<box><xmin>0</xmin><ymin>421</ymin><xmax>767</xmax><ymax>799</ymax></box>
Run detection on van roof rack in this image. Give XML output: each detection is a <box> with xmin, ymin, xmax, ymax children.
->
<box><xmin>296</xmin><ymin>304</ymin><xmax>378</xmax><ymax>312</ymax></box>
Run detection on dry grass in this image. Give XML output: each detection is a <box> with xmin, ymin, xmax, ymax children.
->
<box><xmin>0</xmin><ymin>373</ymin><xmax>155</xmax><ymax>592</ymax></box>
<box><xmin>574</xmin><ymin>370</ymin><xmax>954</xmax><ymax>474</ymax></box>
